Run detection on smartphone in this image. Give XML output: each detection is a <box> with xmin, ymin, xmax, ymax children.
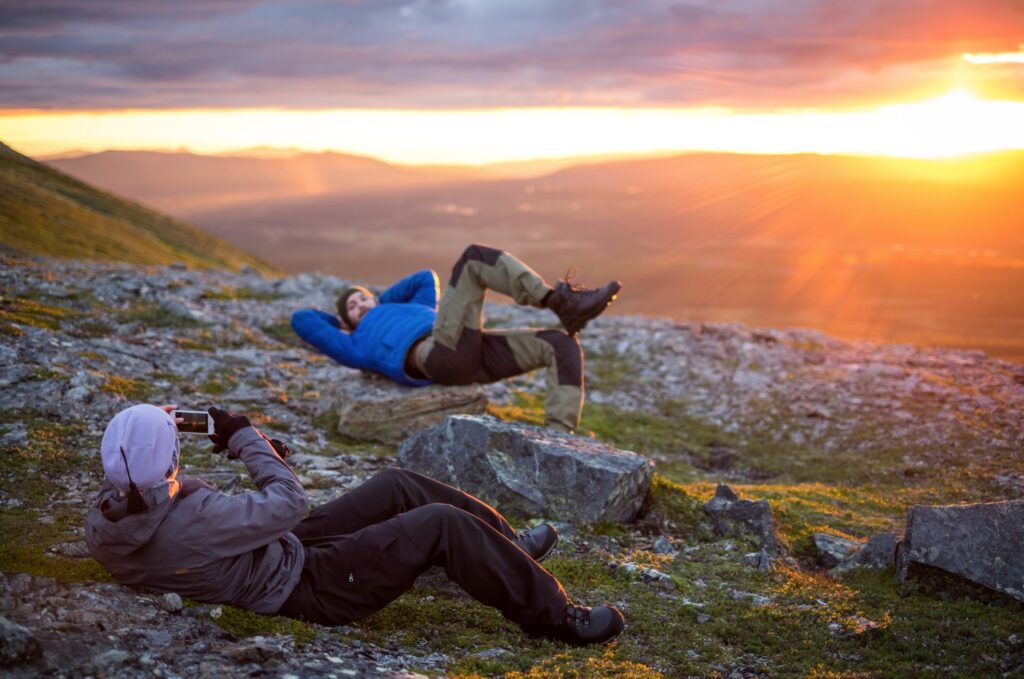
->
<box><xmin>172</xmin><ymin>409</ymin><xmax>215</xmax><ymax>435</ymax></box>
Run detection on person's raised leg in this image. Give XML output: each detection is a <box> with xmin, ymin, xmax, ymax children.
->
<box><xmin>293</xmin><ymin>467</ymin><xmax>517</xmax><ymax>541</ymax></box>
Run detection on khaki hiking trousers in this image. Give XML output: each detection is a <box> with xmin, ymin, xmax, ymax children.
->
<box><xmin>415</xmin><ymin>244</ymin><xmax>584</xmax><ymax>432</ymax></box>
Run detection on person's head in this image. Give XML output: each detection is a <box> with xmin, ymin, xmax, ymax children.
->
<box><xmin>100</xmin><ymin>404</ymin><xmax>180</xmax><ymax>511</ymax></box>
<box><xmin>336</xmin><ymin>286</ymin><xmax>377</xmax><ymax>329</ymax></box>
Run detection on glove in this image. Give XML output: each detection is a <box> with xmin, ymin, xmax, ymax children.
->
<box><xmin>207</xmin><ymin>407</ymin><xmax>251</xmax><ymax>457</ymax></box>
<box><xmin>269</xmin><ymin>438</ymin><xmax>293</xmax><ymax>459</ymax></box>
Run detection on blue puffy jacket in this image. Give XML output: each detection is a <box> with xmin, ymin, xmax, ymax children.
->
<box><xmin>290</xmin><ymin>269</ymin><xmax>439</xmax><ymax>386</ymax></box>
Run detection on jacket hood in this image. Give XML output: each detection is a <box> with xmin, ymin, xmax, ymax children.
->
<box><xmin>86</xmin><ymin>479</ymin><xmax>179</xmax><ymax>559</ymax></box>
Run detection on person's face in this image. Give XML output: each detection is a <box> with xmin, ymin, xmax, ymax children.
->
<box><xmin>346</xmin><ymin>291</ymin><xmax>376</xmax><ymax>327</ymax></box>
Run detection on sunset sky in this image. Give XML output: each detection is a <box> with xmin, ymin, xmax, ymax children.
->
<box><xmin>2</xmin><ymin>0</ymin><xmax>1023</xmax><ymax>164</ymax></box>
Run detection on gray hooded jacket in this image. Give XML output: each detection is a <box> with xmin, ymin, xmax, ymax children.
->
<box><xmin>85</xmin><ymin>427</ymin><xmax>307</xmax><ymax>614</ymax></box>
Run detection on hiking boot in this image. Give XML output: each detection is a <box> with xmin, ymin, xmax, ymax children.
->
<box><xmin>541</xmin><ymin>603</ymin><xmax>625</xmax><ymax>646</ymax></box>
<box><xmin>514</xmin><ymin>523</ymin><xmax>559</xmax><ymax>562</ymax></box>
<box><xmin>546</xmin><ymin>271</ymin><xmax>622</xmax><ymax>335</ymax></box>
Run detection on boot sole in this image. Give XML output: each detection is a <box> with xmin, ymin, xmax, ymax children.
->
<box><xmin>562</xmin><ymin>282</ymin><xmax>622</xmax><ymax>335</ymax></box>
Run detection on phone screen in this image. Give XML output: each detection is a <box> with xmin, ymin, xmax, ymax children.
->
<box><xmin>175</xmin><ymin>410</ymin><xmax>211</xmax><ymax>434</ymax></box>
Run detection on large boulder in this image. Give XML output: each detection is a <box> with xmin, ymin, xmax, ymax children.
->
<box><xmin>703</xmin><ymin>484</ymin><xmax>780</xmax><ymax>555</ymax></box>
<box><xmin>896</xmin><ymin>500</ymin><xmax>1024</xmax><ymax>602</ymax></box>
<box><xmin>396</xmin><ymin>415</ymin><xmax>654</xmax><ymax>524</ymax></box>
<box><xmin>317</xmin><ymin>374</ymin><xmax>488</xmax><ymax>445</ymax></box>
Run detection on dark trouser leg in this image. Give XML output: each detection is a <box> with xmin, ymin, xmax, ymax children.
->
<box><xmin>278</xmin><ymin>504</ymin><xmax>567</xmax><ymax>631</ymax></box>
<box><xmin>421</xmin><ymin>327</ymin><xmax>584</xmax><ymax>432</ymax></box>
<box><xmin>293</xmin><ymin>467</ymin><xmax>516</xmax><ymax>541</ymax></box>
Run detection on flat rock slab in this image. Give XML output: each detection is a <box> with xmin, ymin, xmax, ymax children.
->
<box><xmin>396</xmin><ymin>415</ymin><xmax>654</xmax><ymax>524</ymax></box>
<box><xmin>317</xmin><ymin>375</ymin><xmax>487</xmax><ymax>445</ymax></box>
<box><xmin>897</xmin><ymin>500</ymin><xmax>1024</xmax><ymax>602</ymax></box>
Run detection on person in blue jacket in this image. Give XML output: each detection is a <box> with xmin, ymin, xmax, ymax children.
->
<box><xmin>291</xmin><ymin>244</ymin><xmax>621</xmax><ymax>433</ymax></box>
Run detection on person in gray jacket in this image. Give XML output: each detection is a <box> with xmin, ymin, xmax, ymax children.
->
<box><xmin>86</xmin><ymin>403</ymin><xmax>624</xmax><ymax>646</ymax></box>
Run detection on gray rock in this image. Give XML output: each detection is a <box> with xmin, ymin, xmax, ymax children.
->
<box><xmin>811</xmin><ymin>533</ymin><xmax>863</xmax><ymax>569</ymax></box>
<box><xmin>318</xmin><ymin>375</ymin><xmax>488</xmax><ymax>445</ymax></box>
<box><xmin>703</xmin><ymin>484</ymin><xmax>780</xmax><ymax>555</ymax></box>
<box><xmin>47</xmin><ymin>541</ymin><xmax>90</xmax><ymax>559</ymax></box>
<box><xmin>227</xmin><ymin>636</ymin><xmax>286</xmax><ymax>664</ymax></box>
<box><xmin>0</xmin><ymin>616</ymin><xmax>40</xmax><ymax>666</ymax></box>
<box><xmin>742</xmin><ymin>551</ymin><xmax>772</xmax><ymax>570</ymax></box>
<box><xmin>92</xmin><ymin>648</ymin><xmax>131</xmax><ymax>671</ymax></box>
<box><xmin>651</xmin><ymin>536</ymin><xmax>676</xmax><ymax>554</ymax></box>
<box><xmin>896</xmin><ymin>501</ymin><xmax>1024</xmax><ymax>602</ymax></box>
<box><xmin>397</xmin><ymin>415</ymin><xmax>654</xmax><ymax>524</ymax></box>
<box><xmin>832</xmin><ymin>533</ymin><xmax>897</xmax><ymax>573</ymax></box>
<box><xmin>159</xmin><ymin>592</ymin><xmax>184</xmax><ymax>613</ymax></box>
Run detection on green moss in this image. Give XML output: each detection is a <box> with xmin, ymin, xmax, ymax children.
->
<box><xmin>0</xmin><ymin>295</ymin><xmax>79</xmax><ymax>330</ymax></box>
<box><xmin>117</xmin><ymin>303</ymin><xmax>200</xmax><ymax>328</ymax></box>
<box><xmin>487</xmin><ymin>391</ymin><xmax>545</xmax><ymax>427</ymax></box>
<box><xmin>203</xmin><ymin>604</ymin><xmax>318</xmax><ymax>646</ymax></box>
<box><xmin>101</xmin><ymin>373</ymin><xmax>153</xmax><ymax>401</ymax></box>
<box><xmin>0</xmin><ymin>543</ymin><xmax>112</xmax><ymax>583</ymax></box>
<box><xmin>261</xmin><ymin>319</ymin><xmax>307</xmax><ymax>348</ymax></box>
<box><xmin>310</xmin><ymin>410</ymin><xmax>394</xmax><ymax>458</ymax></box>
<box><xmin>199</xmin><ymin>374</ymin><xmax>235</xmax><ymax>395</ymax></box>
<box><xmin>203</xmin><ymin>286</ymin><xmax>282</xmax><ymax>301</ymax></box>
<box><xmin>586</xmin><ymin>350</ymin><xmax>639</xmax><ymax>392</ymax></box>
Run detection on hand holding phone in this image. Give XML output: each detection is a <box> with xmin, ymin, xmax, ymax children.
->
<box><xmin>207</xmin><ymin>407</ymin><xmax>252</xmax><ymax>457</ymax></box>
<box><xmin>171</xmin><ymin>410</ymin><xmax>215</xmax><ymax>435</ymax></box>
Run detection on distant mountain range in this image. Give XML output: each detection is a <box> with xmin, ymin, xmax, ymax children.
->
<box><xmin>32</xmin><ymin>145</ymin><xmax>1024</xmax><ymax>360</ymax></box>
<box><xmin>0</xmin><ymin>142</ymin><xmax>273</xmax><ymax>272</ymax></box>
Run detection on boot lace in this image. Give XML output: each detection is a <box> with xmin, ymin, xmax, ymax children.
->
<box><xmin>565</xmin><ymin>603</ymin><xmax>591</xmax><ymax>627</ymax></box>
<box><xmin>562</xmin><ymin>267</ymin><xmax>581</xmax><ymax>291</ymax></box>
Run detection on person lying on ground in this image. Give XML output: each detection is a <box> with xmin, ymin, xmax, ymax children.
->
<box><xmin>85</xmin><ymin>403</ymin><xmax>625</xmax><ymax>646</ymax></box>
<box><xmin>291</xmin><ymin>244</ymin><xmax>621</xmax><ymax>434</ymax></box>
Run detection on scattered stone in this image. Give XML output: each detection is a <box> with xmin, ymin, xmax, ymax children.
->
<box><xmin>397</xmin><ymin>415</ymin><xmax>654</xmax><ymax>524</ymax></box>
<box><xmin>159</xmin><ymin>593</ymin><xmax>184</xmax><ymax>613</ymax></box>
<box><xmin>318</xmin><ymin>376</ymin><xmax>488</xmax><ymax>445</ymax></box>
<box><xmin>470</xmin><ymin>648</ymin><xmax>509</xmax><ymax>660</ymax></box>
<box><xmin>651</xmin><ymin>536</ymin><xmax>676</xmax><ymax>555</ymax></box>
<box><xmin>696</xmin><ymin>613</ymin><xmax>712</xmax><ymax>624</ymax></box>
<box><xmin>811</xmin><ymin>533</ymin><xmax>863</xmax><ymax>569</ymax></box>
<box><xmin>227</xmin><ymin>636</ymin><xmax>286</xmax><ymax>664</ymax></box>
<box><xmin>47</xmin><ymin>541</ymin><xmax>90</xmax><ymax>559</ymax></box>
<box><xmin>0</xmin><ymin>616</ymin><xmax>40</xmax><ymax>666</ymax></box>
<box><xmin>742</xmin><ymin>551</ymin><xmax>772</xmax><ymax>571</ymax></box>
<box><xmin>832</xmin><ymin>533</ymin><xmax>898</xmax><ymax>573</ymax></box>
<box><xmin>897</xmin><ymin>500</ymin><xmax>1024</xmax><ymax>602</ymax></box>
<box><xmin>618</xmin><ymin>561</ymin><xmax>675</xmax><ymax>587</ymax></box>
<box><xmin>703</xmin><ymin>485</ymin><xmax>780</xmax><ymax>556</ymax></box>
<box><xmin>91</xmin><ymin>648</ymin><xmax>131</xmax><ymax>671</ymax></box>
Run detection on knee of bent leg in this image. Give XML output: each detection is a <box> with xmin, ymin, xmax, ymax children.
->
<box><xmin>451</xmin><ymin>244</ymin><xmax>503</xmax><ymax>286</ymax></box>
<box><xmin>536</xmin><ymin>330</ymin><xmax>583</xmax><ymax>386</ymax></box>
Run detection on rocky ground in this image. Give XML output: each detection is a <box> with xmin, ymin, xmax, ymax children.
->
<box><xmin>2</xmin><ymin>254</ymin><xmax>1023</xmax><ymax>678</ymax></box>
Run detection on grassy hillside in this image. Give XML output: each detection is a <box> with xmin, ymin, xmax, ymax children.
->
<box><xmin>0</xmin><ymin>142</ymin><xmax>275</xmax><ymax>272</ymax></box>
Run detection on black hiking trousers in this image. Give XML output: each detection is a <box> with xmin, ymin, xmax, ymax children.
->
<box><xmin>277</xmin><ymin>468</ymin><xmax>567</xmax><ymax>632</ymax></box>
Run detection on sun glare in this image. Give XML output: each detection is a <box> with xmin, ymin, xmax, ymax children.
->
<box><xmin>963</xmin><ymin>45</ymin><xmax>1024</xmax><ymax>64</ymax></box>
<box><xmin>2</xmin><ymin>89</ymin><xmax>1022</xmax><ymax>164</ymax></box>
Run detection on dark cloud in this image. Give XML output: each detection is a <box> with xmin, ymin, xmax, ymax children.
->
<box><xmin>0</xmin><ymin>0</ymin><xmax>1021</xmax><ymax>109</ymax></box>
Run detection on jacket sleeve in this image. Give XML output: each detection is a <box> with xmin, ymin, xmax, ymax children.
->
<box><xmin>184</xmin><ymin>427</ymin><xmax>307</xmax><ymax>558</ymax></box>
<box><xmin>379</xmin><ymin>269</ymin><xmax>439</xmax><ymax>309</ymax></box>
<box><xmin>290</xmin><ymin>308</ymin><xmax>365</xmax><ymax>368</ymax></box>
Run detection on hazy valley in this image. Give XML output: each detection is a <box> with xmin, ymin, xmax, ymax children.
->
<box><xmin>51</xmin><ymin>148</ymin><xmax>1024</xmax><ymax>361</ymax></box>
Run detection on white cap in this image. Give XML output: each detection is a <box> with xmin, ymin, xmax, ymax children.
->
<box><xmin>100</xmin><ymin>404</ymin><xmax>180</xmax><ymax>493</ymax></box>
